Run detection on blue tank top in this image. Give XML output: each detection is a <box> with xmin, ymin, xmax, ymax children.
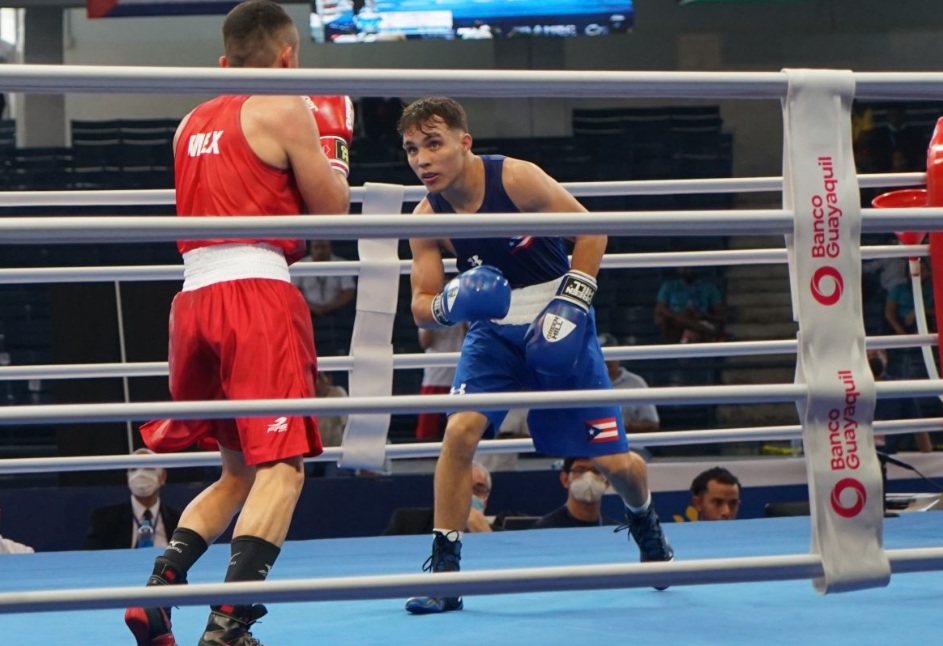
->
<box><xmin>426</xmin><ymin>155</ymin><xmax>570</xmax><ymax>289</ymax></box>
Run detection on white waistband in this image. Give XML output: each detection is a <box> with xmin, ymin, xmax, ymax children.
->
<box><xmin>493</xmin><ymin>277</ymin><xmax>564</xmax><ymax>326</ymax></box>
<box><xmin>182</xmin><ymin>243</ymin><xmax>291</xmax><ymax>292</ymax></box>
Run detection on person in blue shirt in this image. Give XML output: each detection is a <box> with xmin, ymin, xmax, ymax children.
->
<box><xmin>398</xmin><ymin>96</ymin><xmax>672</xmax><ymax>614</ymax></box>
<box><xmin>655</xmin><ymin>266</ymin><xmax>726</xmax><ymax>343</ymax></box>
<box><xmin>884</xmin><ymin>259</ymin><xmax>935</xmax><ymax>380</ymax></box>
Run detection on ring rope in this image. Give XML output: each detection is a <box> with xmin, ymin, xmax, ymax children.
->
<box><xmin>0</xmin><ymin>381</ymin><xmax>941</xmax><ymax>427</ymax></box>
<box><xmin>0</xmin><ymin>417</ymin><xmax>937</xmax><ymax>475</ymax></box>
<box><xmin>0</xmin><ymin>207</ymin><xmax>939</xmax><ymax>244</ymax></box>
<box><xmin>0</xmin><ymin>334</ymin><xmax>934</xmax><ymax>381</ymax></box>
<box><xmin>3</xmin><ymin>65</ymin><xmax>943</xmax><ymax>99</ymax></box>
<box><xmin>1</xmin><ymin>547</ymin><xmax>941</xmax><ymax>615</ymax></box>
<box><xmin>0</xmin><ymin>173</ymin><xmax>924</xmax><ymax>208</ymax></box>
<box><xmin>0</xmin><ymin>244</ymin><xmax>927</xmax><ymax>285</ymax></box>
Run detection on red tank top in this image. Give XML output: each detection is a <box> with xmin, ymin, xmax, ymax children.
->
<box><xmin>174</xmin><ymin>95</ymin><xmax>305</xmax><ymax>263</ymax></box>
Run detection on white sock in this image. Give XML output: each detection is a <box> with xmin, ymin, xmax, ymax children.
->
<box><xmin>433</xmin><ymin>528</ymin><xmax>463</xmax><ymax>542</ymax></box>
<box><xmin>626</xmin><ymin>493</ymin><xmax>652</xmax><ymax>515</ymax></box>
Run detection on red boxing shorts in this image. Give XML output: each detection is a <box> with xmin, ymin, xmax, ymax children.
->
<box><xmin>141</xmin><ymin>278</ymin><xmax>322</xmax><ymax>466</ymax></box>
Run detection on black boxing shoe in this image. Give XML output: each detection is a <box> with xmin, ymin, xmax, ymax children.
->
<box><xmin>616</xmin><ymin>505</ymin><xmax>674</xmax><ymax>590</ymax></box>
<box><xmin>198</xmin><ymin>604</ymin><xmax>267</xmax><ymax>646</ymax></box>
<box><xmin>405</xmin><ymin>530</ymin><xmax>464</xmax><ymax>614</ymax></box>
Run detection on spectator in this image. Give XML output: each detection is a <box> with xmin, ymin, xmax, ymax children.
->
<box><xmin>382</xmin><ymin>461</ymin><xmax>494</xmax><ymax>535</ymax></box>
<box><xmin>415</xmin><ymin>324</ymin><xmax>466</xmax><ymax>440</ymax></box>
<box><xmin>0</xmin><ymin>497</ymin><xmax>34</xmax><ymax>554</ymax></box>
<box><xmin>308</xmin><ymin>372</ymin><xmax>351</xmax><ymax>478</ymax></box>
<box><xmin>295</xmin><ymin>239</ymin><xmax>357</xmax><ymax>354</ymax></box>
<box><xmin>869</xmin><ymin>348</ymin><xmax>932</xmax><ymax>454</ymax></box>
<box><xmin>654</xmin><ymin>266</ymin><xmax>726</xmax><ymax>344</ymax></box>
<box><xmin>598</xmin><ymin>333</ymin><xmax>659</xmax><ymax>435</ymax></box>
<box><xmin>884</xmin><ymin>259</ymin><xmax>934</xmax><ymax>379</ymax></box>
<box><xmin>533</xmin><ymin>457</ymin><xmax>619</xmax><ymax>529</ymax></box>
<box><xmin>862</xmin><ymin>238</ymin><xmax>908</xmax><ymax>308</ymax></box>
<box><xmin>84</xmin><ymin>448</ymin><xmax>182</xmax><ymax>550</ymax></box>
<box><xmin>857</xmin><ymin>105</ymin><xmax>926</xmax><ymax>174</ymax></box>
<box><xmin>690</xmin><ymin>466</ymin><xmax>741</xmax><ymax>521</ymax></box>
<box><xmin>314</xmin><ymin>372</ymin><xmax>349</xmax><ymax>448</ymax></box>
<box><xmin>475</xmin><ymin>407</ymin><xmax>530</xmax><ymax>473</ymax></box>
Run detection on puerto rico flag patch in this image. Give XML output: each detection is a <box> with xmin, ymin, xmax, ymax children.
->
<box><xmin>507</xmin><ymin>236</ymin><xmax>534</xmax><ymax>253</ymax></box>
<box><xmin>586</xmin><ymin>417</ymin><xmax>619</xmax><ymax>443</ymax></box>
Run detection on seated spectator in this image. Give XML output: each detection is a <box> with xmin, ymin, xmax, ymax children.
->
<box><xmin>598</xmin><ymin>332</ymin><xmax>659</xmax><ymax>433</ymax></box>
<box><xmin>0</xmin><ymin>498</ymin><xmax>34</xmax><ymax>554</ymax></box>
<box><xmin>382</xmin><ymin>461</ymin><xmax>495</xmax><ymax>535</ymax></box>
<box><xmin>83</xmin><ymin>448</ymin><xmax>182</xmax><ymax>550</ymax></box>
<box><xmin>532</xmin><ymin>457</ymin><xmax>619</xmax><ymax>529</ymax></box>
<box><xmin>308</xmin><ymin>372</ymin><xmax>351</xmax><ymax>478</ymax></box>
<box><xmin>315</xmin><ymin>372</ymin><xmax>349</xmax><ymax>449</ymax></box>
<box><xmin>654</xmin><ymin>266</ymin><xmax>726</xmax><ymax>344</ymax></box>
<box><xmin>885</xmin><ymin>259</ymin><xmax>934</xmax><ymax>379</ymax></box>
<box><xmin>415</xmin><ymin>324</ymin><xmax>466</xmax><ymax>440</ymax></box>
<box><xmin>870</xmin><ymin>348</ymin><xmax>932</xmax><ymax>453</ymax></box>
<box><xmin>690</xmin><ymin>466</ymin><xmax>741</xmax><ymax>521</ymax></box>
<box><xmin>294</xmin><ymin>239</ymin><xmax>357</xmax><ymax>354</ymax></box>
<box><xmin>475</xmin><ymin>407</ymin><xmax>530</xmax><ymax>473</ymax></box>
<box><xmin>862</xmin><ymin>240</ymin><xmax>908</xmax><ymax>307</ymax></box>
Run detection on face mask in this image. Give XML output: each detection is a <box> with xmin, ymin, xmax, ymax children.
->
<box><xmin>569</xmin><ymin>472</ymin><xmax>607</xmax><ymax>504</ymax></box>
<box><xmin>470</xmin><ymin>496</ymin><xmax>486</xmax><ymax>512</ymax></box>
<box><xmin>128</xmin><ymin>469</ymin><xmax>160</xmax><ymax>499</ymax></box>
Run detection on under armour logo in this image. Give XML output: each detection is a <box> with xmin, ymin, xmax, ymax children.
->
<box><xmin>450</xmin><ymin>383</ymin><xmax>467</xmax><ymax>395</ymax></box>
<box><xmin>468</xmin><ymin>255</ymin><xmax>483</xmax><ymax>267</ymax></box>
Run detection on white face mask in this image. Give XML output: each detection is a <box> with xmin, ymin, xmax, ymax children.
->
<box><xmin>128</xmin><ymin>469</ymin><xmax>160</xmax><ymax>499</ymax></box>
<box><xmin>569</xmin><ymin>472</ymin><xmax>607</xmax><ymax>504</ymax></box>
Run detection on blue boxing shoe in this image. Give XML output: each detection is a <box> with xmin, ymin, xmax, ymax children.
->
<box><xmin>616</xmin><ymin>504</ymin><xmax>674</xmax><ymax>590</ymax></box>
<box><xmin>405</xmin><ymin>531</ymin><xmax>464</xmax><ymax>614</ymax></box>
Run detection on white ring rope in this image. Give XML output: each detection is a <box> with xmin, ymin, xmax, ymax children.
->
<box><xmin>0</xmin><ymin>245</ymin><xmax>927</xmax><ymax>285</ymax></box>
<box><xmin>0</xmin><ymin>334</ymin><xmax>934</xmax><ymax>381</ymax></box>
<box><xmin>0</xmin><ymin>381</ymin><xmax>941</xmax><ymax>427</ymax></box>
<box><xmin>0</xmin><ymin>547</ymin><xmax>940</xmax><ymax>615</ymax></box>
<box><xmin>0</xmin><ymin>173</ymin><xmax>925</xmax><ymax>208</ymax></box>
<box><xmin>0</xmin><ymin>208</ymin><xmax>939</xmax><ymax>244</ymax></box>
<box><xmin>3</xmin><ymin>65</ymin><xmax>943</xmax><ymax>99</ymax></box>
<box><xmin>0</xmin><ymin>417</ymin><xmax>937</xmax><ymax>475</ymax></box>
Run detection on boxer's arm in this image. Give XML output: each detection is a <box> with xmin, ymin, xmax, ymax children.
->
<box><xmin>410</xmin><ymin>199</ymin><xmax>449</xmax><ymax>328</ymax></box>
<box><xmin>245</xmin><ymin>95</ymin><xmax>349</xmax><ymax>216</ymax></box>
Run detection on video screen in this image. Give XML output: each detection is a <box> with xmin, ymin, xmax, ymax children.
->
<box><xmin>310</xmin><ymin>0</ymin><xmax>634</xmax><ymax>43</ymax></box>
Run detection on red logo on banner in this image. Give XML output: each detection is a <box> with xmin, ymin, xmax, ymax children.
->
<box><xmin>830</xmin><ymin>478</ymin><xmax>866</xmax><ymax>518</ymax></box>
<box><xmin>811</xmin><ymin>266</ymin><xmax>844</xmax><ymax>305</ymax></box>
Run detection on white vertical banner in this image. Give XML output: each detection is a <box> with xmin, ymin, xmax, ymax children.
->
<box><xmin>782</xmin><ymin>69</ymin><xmax>889</xmax><ymax>593</ymax></box>
<box><xmin>338</xmin><ymin>183</ymin><xmax>404</xmax><ymax>471</ymax></box>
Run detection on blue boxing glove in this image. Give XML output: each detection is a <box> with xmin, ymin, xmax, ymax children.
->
<box><xmin>431</xmin><ymin>265</ymin><xmax>511</xmax><ymax>327</ymax></box>
<box><xmin>524</xmin><ymin>270</ymin><xmax>598</xmax><ymax>377</ymax></box>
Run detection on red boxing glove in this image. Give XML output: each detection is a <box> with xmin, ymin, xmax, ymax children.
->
<box><xmin>304</xmin><ymin>95</ymin><xmax>354</xmax><ymax>178</ymax></box>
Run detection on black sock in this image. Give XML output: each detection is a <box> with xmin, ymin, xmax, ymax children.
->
<box><xmin>214</xmin><ymin>535</ymin><xmax>281</xmax><ymax>619</ymax></box>
<box><xmin>145</xmin><ymin>527</ymin><xmax>208</xmax><ymax>620</ymax></box>
<box><xmin>147</xmin><ymin>527</ymin><xmax>209</xmax><ymax>587</ymax></box>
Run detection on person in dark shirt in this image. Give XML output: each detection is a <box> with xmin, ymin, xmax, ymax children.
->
<box><xmin>870</xmin><ymin>348</ymin><xmax>931</xmax><ymax>453</ymax></box>
<box><xmin>533</xmin><ymin>457</ymin><xmax>620</xmax><ymax>529</ymax></box>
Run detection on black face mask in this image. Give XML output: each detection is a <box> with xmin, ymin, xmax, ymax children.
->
<box><xmin>869</xmin><ymin>358</ymin><xmax>887</xmax><ymax>378</ymax></box>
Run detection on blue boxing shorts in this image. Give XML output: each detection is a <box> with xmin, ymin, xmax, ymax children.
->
<box><xmin>449</xmin><ymin>280</ymin><xmax>629</xmax><ymax>458</ymax></box>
